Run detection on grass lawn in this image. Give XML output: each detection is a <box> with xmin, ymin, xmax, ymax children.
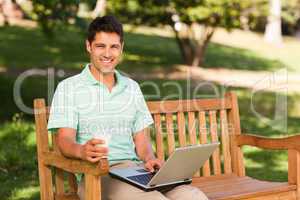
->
<box><xmin>0</xmin><ymin>25</ymin><xmax>289</xmax><ymax>72</ymax></box>
<box><xmin>0</xmin><ymin>25</ymin><xmax>300</xmax><ymax>200</ymax></box>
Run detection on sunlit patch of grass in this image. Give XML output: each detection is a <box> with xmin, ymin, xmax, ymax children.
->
<box><xmin>244</xmin><ymin>146</ymin><xmax>288</xmax><ymax>182</ymax></box>
<box><xmin>9</xmin><ymin>186</ymin><xmax>40</xmax><ymax>200</ymax></box>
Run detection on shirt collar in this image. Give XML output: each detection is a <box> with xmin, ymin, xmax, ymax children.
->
<box><xmin>80</xmin><ymin>64</ymin><xmax>128</xmax><ymax>88</ymax></box>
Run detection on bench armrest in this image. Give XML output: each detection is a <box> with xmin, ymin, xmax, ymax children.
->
<box><xmin>41</xmin><ymin>151</ymin><xmax>109</xmax><ymax>176</ymax></box>
<box><xmin>234</xmin><ymin>134</ymin><xmax>300</xmax><ymax>151</ymax></box>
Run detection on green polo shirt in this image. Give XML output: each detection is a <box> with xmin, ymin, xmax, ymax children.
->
<box><xmin>47</xmin><ymin>64</ymin><xmax>154</xmax><ymax>165</ymax></box>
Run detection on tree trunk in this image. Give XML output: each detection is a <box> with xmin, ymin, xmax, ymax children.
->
<box><xmin>174</xmin><ymin>26</ymin><xmax>194</xmax><ymax>66</ymax></box>
<box><xmin>264</xmin><ymin>0</ymin><xmax>282</xmax><ymax>45</ymax></box>
<box><xmin>173</xmin><ymin>22</ymin><xmax>214</xmax><ymax>67</ymax></box>
<box><xmin>92</xmin><ymin>0</ymin><xmax>106</xmax><ymax>18</ymax></box>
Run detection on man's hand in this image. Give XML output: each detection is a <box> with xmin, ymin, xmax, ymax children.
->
<box><xmin>144</xmin><ymin>158</ymin><xmax>164</xmax><ymax>172</ymax></box>
<box><xmin>79</xmin><ymin>139</ymin><xmax>108</xmax><ymax>163</ymax></box>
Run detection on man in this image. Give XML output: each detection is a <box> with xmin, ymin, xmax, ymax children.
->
<box><xmin>48</xmin><ymin>15</ymin><xmax>208</xmax><ymax>200</ymax></box>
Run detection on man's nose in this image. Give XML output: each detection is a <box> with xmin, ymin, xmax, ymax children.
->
<box><xmin>104</xmin><ymin>48</ymin><xmax>111</xmax><ymax>57</ymax></box>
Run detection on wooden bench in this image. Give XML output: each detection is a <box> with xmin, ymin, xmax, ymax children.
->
<box><xmin>34</xmin><ymin>92</ymin><xmax>300</xmax><ymax>200</ymax></box>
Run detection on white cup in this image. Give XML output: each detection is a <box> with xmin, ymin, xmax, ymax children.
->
<box><xmin>93</xmin><ymin>134</ymin><xmax>111</xmax><ymax>158</ymax></box>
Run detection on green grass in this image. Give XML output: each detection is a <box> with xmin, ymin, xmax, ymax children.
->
<box><xmin>0</xmin><ymin>117</ymin><xmax>39</xmax><ymax>200</ymax></box>
<box><xmin>0</xmin><ymin>25</ymin><xmax>287</xmax><ymax>72</ymax></box>
<box><xmin>0</xmin><ymin>25</ymin><xmax>300</xmax><ymax>199</ymax></box>
<box><xmin>204</xmin><ymin>43</ymin><xmax>283</xmax><ymax>71</ymax></box>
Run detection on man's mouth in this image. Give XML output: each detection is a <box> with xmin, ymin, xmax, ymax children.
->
<box><xmin>100</xmin><ymin>58</ymin><xmax>113</xmax><ymax>63</ymax></box>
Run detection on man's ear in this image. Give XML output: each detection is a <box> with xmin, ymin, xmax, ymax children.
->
<box><xmin>86</xmin><ymin>40</ymin><xmax>91</xmax><ymax>53</ymax></box>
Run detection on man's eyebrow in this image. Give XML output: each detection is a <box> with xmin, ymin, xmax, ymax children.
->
<box><xmin>93</xmin><ymin>42</ymin><xmax>120</xmax><ymax>46</ymax></box>
<box><xmin>94</xmin><ymin>42</ymin><xmax>105</xmax><ymax>46</ymax></box>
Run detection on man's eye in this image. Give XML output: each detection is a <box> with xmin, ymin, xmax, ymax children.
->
<box><xmin>96</xmin><ymin>45</ymin><xmax>105</xmax><ymax>48</ymax></box>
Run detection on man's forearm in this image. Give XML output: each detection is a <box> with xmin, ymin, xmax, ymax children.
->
<box><xmin>143</xmin><ymin>147</ymin><xmax>156</xmax><ymax>162</ymax></box>
<box><xmin>57</xmin><ymin>135</ymin><xmax>82</xmax><ymax>159</ymax></box>
<box><xmin>134</xmin><ymin>129</ymin><xmax>158</xmax><ymax>163</ymax></box>
<box><xmin>137</xmin><ymin>141</ymin><xmax>156</xmax><ymax>162</ymax></box>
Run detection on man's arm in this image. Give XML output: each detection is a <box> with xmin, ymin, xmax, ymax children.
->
<box><xmin>56</xmin><ymin>127</ymin><xmax>108</xmax><ymax>163</ymax></box>
<box><xmin>134</xmin><ymin>128</ymin><xmax>163</xmax><ymax>172</ymax></box>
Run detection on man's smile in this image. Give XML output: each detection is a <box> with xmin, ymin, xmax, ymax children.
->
<box><xmin>100</xmin><ymin>58</ymin><xmax>114</xmax><ymax>64</ymax></box>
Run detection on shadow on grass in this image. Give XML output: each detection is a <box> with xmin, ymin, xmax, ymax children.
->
<box><xmin>0</xmin><ymin>75</ymin><xmax>53</xmax><ymax>120</ymax></box>
<box><xmin>0</xmin><ymin>26</ymin><xmax>285</xmax><ymax>72</ymax></box>
<box><xmin>0</xmin><ymin>26</ymin><xmax>87</xmax><ymax>70</ymax></box>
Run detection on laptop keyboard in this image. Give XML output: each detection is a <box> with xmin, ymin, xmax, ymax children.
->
<box><xmin>127</xmin><ymin>172</ymin><xmax>156</xmax><ymax>185</ymax></box>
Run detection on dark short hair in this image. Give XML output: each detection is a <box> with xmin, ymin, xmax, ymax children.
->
<box><xmin>87</xmin><ymin>15</ymin><xmax>123</xmax><ymax>43</ymax></box>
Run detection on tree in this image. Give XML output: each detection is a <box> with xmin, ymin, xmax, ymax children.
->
<box><xmin>107</xmin><ymin>0</ymin><xmax>268</xmax><ymax>67</ymax></box>
<box><xmin>32</xmin><ymin>0</ymin><xmax>80</xmax><ymax>38</ymax></box>
<box><xmin>281</xmin><ymin>0</ymin><xmax>300</xmax><ymax>35</ymax></box>
<box><xmin>264</xmin><ymin>0</ymin><xmax>282</xmax><ymax>45</ymax></box>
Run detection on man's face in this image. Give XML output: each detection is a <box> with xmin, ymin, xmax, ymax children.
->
<box><xmin>86</xmin><ymin>32</ymin><xmax>123</xmax><ymax>74</ymax></box>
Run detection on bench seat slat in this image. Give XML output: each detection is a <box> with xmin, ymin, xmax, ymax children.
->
<box><xmin>192</xmin><ymin>175</ymin><xmax>296</xmax><ymax>200</ymax></box>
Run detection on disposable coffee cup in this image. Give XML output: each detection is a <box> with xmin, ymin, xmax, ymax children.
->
<box><xmin>93</xmin><ymin>134</ymin><xmax>111</xmax><ymax>158</ymax></box>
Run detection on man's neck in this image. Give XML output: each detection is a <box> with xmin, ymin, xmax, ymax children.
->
<box><xmin>89</xmin><ymin>64</ymin><xmax>116</xmax><ymax>91</ymax></box>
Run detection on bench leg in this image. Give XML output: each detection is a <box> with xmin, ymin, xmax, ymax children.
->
<box><xmin>38</xmin><ymin>163</ymin><xmax>54</xmax><ymax>200</ymax></box>
<box><xmin>288</xmin><ymin>150</ymin><xmax>300</xmax><ymax>200</ymax></box>
<box><xmin>85</xmin><ymin>174</ymin><xmax>101</xmax><ymax>200</ymax></box>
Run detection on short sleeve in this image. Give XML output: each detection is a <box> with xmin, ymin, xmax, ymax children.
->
<box><xmin>132</xmin><ymin>85</ymin><xmax>154</xmax><ymax>134</ymax></box>
<box><xmin>47</xmin><ymin>81</ymin><xmax>78</xmax><ymax>133</ymax></box>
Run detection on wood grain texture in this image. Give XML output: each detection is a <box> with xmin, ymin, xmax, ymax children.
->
<box><xmin>153</xmin><ymin>114</ymin><xmax>165</xmax><ymax>161</ymax></box>
<box><xmin>220</xmin><ymin>110</ymin><xmax>232</xmax><ymax>174</ymax></box>
<box><xmin>209</xmin><ymin>110</ymin><xmax>221</xmax><ymax>175</ymax></box>
<box><xmin>147</xmin><ymin>98</ymin><xmax>231</xmax><ymax>114</ymax></box>
<box><xmin>84</xmin><ymin>174</ymin><xmax>101</xmax><ymax>200</ymax></box>
<box><xmin>52</xmin><ymin>134</ymin><xmax>65</xmax><ymax>195</ymax></box>
<box><xmin>188</xmin><ymin>111</ymin><xmax>200</xmax><ymax>177</ymax></box>
<box><xmin>225</xmin><ymin>92</ymin><xmax>245</xmax><ymax>177</ymax></box>
<box><xmin>198</xmin><ymin>111</ymin><xmax>211</xmax><ymax>176</ymax></box>
<box><xmin>235</xmin><ymin>134</ymin><xmax>300</xmax><ymax>151</ymax></box>
<box><xmin>34</xmin><ymin>99</ymin><xmax>54</xmax><ymax>200</ymax></box>
<box><xmin>42</xmin><ymin>151</ymin><xmax>109</xmax><ymax>176</ymax></box>
<box><xmin>177</xmin><ymin>112</ymin><xmax>187</xmax><ymax>147</ymax></box>
<box><xmin>288</xmin><ymin>149</ymin><xmax>300</xmax><ymax>199</ymax></box>
<box><xmin>192</xmin><ymin>174</ymin><xmax>296</xmax><ymax>200</ymax></box>
<box><xmin>166</xmin><ymin>113</ymin><xmax>175</xmax><ymax>156</ymax></box>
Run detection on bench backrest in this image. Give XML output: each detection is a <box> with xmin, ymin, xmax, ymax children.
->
<box><xmin>147</xmin><ymin>92</ymin><xmax>245</xmax><ymax>177</ymax></box>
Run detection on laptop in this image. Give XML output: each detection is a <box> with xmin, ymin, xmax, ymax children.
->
<box><xmin>109</xmin><ymin>142</ymin><xmax>219</xmax><ymax>191</ymax></box>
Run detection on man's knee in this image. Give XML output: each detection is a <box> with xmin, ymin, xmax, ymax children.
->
<box><xmin>165</xmin><ymin>185</ymin><xmax>208</xmax><ymax>200</ymax></box>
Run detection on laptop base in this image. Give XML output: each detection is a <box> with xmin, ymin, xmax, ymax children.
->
<box><xmin>109</xmin><ymin>172</ymin><xmax>192</xmax><ymax>192</ymax></box>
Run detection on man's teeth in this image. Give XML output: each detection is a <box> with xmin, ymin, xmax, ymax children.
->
<box><xmin>102</xmin><ymin>59</ymin><xmax>112</xmax><ymax>63</ymax></box>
